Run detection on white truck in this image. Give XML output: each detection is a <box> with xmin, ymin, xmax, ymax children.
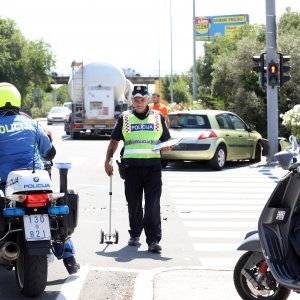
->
<box><xmin>66</xmin><ymin>61</ymin><xmax>133</xmax><ymax>139</ymax></box>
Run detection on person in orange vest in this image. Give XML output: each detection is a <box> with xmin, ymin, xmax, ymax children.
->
<box><xmin>149</xmin><ymin>93</ymin><xmax>170</xmax><ymax>128</ymax></box>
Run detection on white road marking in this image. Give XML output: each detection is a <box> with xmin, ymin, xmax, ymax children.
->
<box><xmin>193</xmin><ymin>243</ymin><xmax>238</xmax><ymax>251</ymax></box>
<box><xmin>179</xmin><ymin>212</ymin><xmax>258</xmax><ymax>219</ymax></box>
<box><xmin>183</xmin><ymin>221</ymin><xmax>257</xmax><ymax>228</ymax></box>
<box><xmin>56</xmin><ymin>266</ymin><xmax>89</xmax><ymax>300</ymax></box>
<box><xmin>173</xmin><ymin>198</ymin><xmax>266</xmax><ymax>204</ymax></box>
<box><xmin>176</xmin><ymin>205</ymin><xmax>262</xmax><ymax>211</ymax></box>
<box><xmin>188</xmin><ymin>230</ymin><xmax>246</xmax><ymax>238</ymax></box>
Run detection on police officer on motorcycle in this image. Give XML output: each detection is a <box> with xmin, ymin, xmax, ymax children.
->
<box><xmin>0</xmin><ymin>82</ymin><xmax>79</xmax><ymax>274</ymax></box>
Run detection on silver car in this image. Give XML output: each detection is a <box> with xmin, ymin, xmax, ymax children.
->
<box><xmin>161</xmin><ymin>110</ymin><xmax>263</xmax><ymax>170</ymax></box>
<box><xmin>47</xmin><ymin>107</ymin><xmax>70</xmax><ymax>125</ymax></box>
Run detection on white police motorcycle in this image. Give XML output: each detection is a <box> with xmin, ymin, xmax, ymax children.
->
<box><xmin>0</xmin><ymin>163</ymin><xmax>79</xmax><ymax>297</ymax></box>
<box><xmin>234</xmin><ymin>136</ymin><xmax>300</xmax><ymax>300</ymax></box>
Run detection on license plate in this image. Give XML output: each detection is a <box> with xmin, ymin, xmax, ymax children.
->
<box><xmin>23</xmin><ymin>214</ymin><xmax>51</xmax><ymax>241</ymax></box>
<box><xmin>94</xmin><ymin>125</ymin><xmax>106</xmax><ymax>128</ymax></box>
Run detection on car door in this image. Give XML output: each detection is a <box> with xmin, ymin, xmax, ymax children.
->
<box><xmin>226</xmin><ymin>113</ymin><xmax>252</xmax><ymax>159</ymax></box>
<box><xmin>215</xmin><ymin>113</ymin><xmax>237</xmax><ymax>159</ymax></box>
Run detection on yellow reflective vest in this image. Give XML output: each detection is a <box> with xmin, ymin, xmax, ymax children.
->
<box><xmin>122</xmin><ymin>110</ymin><xmax>163</xmax><ymax>160</ymax></box>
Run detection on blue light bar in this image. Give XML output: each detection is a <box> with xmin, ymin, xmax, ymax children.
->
<box><xmin>55</xmin><ymin>162</ymin><xmax>72</xmax><ymax>170</ymax></box>
<box><xmin>3</xmin><ymin>208</ymin><xmax>24</xmax><ymax>217</ymax></box>
<box><xmin>48</xmin><ymin>205</ymin><xmax>69</xmax><ymax>215</ymax></box>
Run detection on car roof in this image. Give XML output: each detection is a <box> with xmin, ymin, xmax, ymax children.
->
<box><xmin>168</xmin><ymin>109</ymin><xmax>233</xmax><ymax>116</ymax></box>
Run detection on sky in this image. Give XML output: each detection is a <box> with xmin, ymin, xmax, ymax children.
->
<box><xmin>1</xmin><ymin>0</ymin><xmax>299</xmax><ymax>77</ymax></box>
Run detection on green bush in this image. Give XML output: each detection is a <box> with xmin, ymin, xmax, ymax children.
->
<box><xmin>280</xmin><ymin>105</ymin><xmax>300</xmax><ymax>141</ymax></box>
<box><xmin>30</xmin><ymin>100</ymin><xmax>53</xmax><ymax>118</ymax></box>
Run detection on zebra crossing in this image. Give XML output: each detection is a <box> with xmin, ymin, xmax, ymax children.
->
<box><xmin>163</xmin><ymin>165</ymin><xmax>287</xmax><ymax>268</ymax></box>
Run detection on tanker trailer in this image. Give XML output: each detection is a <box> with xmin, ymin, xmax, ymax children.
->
<box><xmin>66</xmin><ymin>61</ymin><xmax>130</xmax><ymax>139</ymax></box>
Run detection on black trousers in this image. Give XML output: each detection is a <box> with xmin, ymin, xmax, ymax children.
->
<box><xmin>124</xmin><ymin>165</ymin><xmax>162</xmax><ymax>245</ymax></box>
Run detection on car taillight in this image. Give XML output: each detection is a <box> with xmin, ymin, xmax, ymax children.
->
<box><xmin>23</xmin><ymin>194</ymin><xmax>50</xmax><ymax>207</ymax></box>
<box><xmin>198</xmin><ymin>130</ymin><xmax>217</xmax><ymax>140</ymax></box>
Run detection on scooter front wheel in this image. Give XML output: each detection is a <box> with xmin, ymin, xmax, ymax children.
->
<box><xmin>233</xmin><ymin>251</ymin><xmax>290</xmax><ymax>300</ymax></box>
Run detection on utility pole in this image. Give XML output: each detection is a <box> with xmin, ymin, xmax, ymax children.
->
<box><xmin>265</xmin><ymin>0</ymin><xmax>278</xmax><ymax>162</ymax></box>
<box><xmin>192</xmin><ymin>0</ymin><xmax>197</xmax><ymax>101</ymax></box>
<box><xmin>170</xmin><ymin>0</ymin><xmax>174</xmax><ymax>103</ymax></box>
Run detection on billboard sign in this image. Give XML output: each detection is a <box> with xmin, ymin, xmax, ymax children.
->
<box><xmin>195</xmin><ymin>14</ymin><xmax>249</xmax><ymax>41</ymax></box>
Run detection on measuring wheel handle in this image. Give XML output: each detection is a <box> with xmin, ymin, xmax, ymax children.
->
<box><xmin>100</xmin><ymin>229</ymin><xmax>104</xmax><ymax>244</ymax></box>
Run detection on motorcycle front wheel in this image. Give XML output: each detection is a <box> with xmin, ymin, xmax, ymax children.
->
<box><xmin>15</xmin><ymin>238</ymin><xmax>48</xmax><ymax>297</ymax></box>
<box><xmin>233</xmin><ymin>251</ymin><xmax>290</xmax><ymax>300</ymax></box>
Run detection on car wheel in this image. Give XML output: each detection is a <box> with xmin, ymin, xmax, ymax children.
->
<box><xmin>47</xmin><ymin>122</ymin><xmax>52</xmax><ymax>125</ymax></box>
<box><xmin>210</xmin><ymin>145</ymin><xmax>226</xmax><ymax>170</ymax></box>
<box><xmin>251</xmin><ymin>141</ymin><xmax>262</xmax><ymax>163</ymax></box>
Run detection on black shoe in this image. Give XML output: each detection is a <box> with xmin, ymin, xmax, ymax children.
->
<box><xmin>63</xmin><ymin>256</ymin><xmax>80</xmax><ymax>275</ymax></box>
<box><xmin>128</xmin><ymin>237</ymin><xmax>140</xmax><ymax>246</ymax></box>
<box><xmin>148</xmin><ymin>241</ymin><xmax>162</xmax><ymax>253</ymax></box>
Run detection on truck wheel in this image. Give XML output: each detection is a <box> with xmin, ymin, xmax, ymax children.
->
<box><xmin>70</xmin><ymin>130</ymin><xmax>79</xmax><ymax>140</ymax></box>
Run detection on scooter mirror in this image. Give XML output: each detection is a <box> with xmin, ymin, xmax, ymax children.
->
<box><xmin>274</xmin><ymin>150</ymin><xmax>294</xmax><ymax>170</ymax></box>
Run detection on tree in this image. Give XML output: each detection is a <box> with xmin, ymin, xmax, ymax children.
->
<box><xmin>160</xmin><ymin>74</ymin><xmax>191</xmax><ymax>104</ymax></box>
<box><xmin>55</xmin><ymin>85</ymin><xmax>70</xmax><ymax>105</ymax></box>
<box><xmin>278</xmin><ymin>8</ymin><xmax>300</xmax><ymax>36</ymax></box>
<box><xmin>0</xmin><ymin>17</ymin><xmax>55</xmax><ymax>112</ymax></box>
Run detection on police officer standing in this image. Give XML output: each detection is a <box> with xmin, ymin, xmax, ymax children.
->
<box><xmin>104</xmin><ymin>86</ymin><xmax>171</xmax><ymax>252</ymax></box>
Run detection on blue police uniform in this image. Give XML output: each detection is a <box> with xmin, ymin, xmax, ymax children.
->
<box><xmin>0</xmin><ymin>111</ymin><xmax>77</xmax><ymax>267</ymax></box>
<box><xmin>0</xmin><ymin>113</ymin><xmax>51</xmax><ymax>183</ymax></box>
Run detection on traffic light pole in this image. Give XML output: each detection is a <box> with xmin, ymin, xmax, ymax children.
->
<box><xmin>265</xmin><ymin>0</ymin><xmax>278</xmax><ymax>162</ymax></box>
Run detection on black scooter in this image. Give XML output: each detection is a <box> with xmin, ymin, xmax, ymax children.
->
<box><xmin>234</xmin><ymin>136</ymin><xmax>300</xmax><ymax>300</ymax></box>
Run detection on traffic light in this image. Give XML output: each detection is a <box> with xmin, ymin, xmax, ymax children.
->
<box><xmin>279</xmin><ymin>53</ymin><xmax>291</xmax><ymax>87</ymax></box>
<box><xmin>252</xmin><ymin>54</ymin><xmax>265</xmax><ymax>87</ymax></box>
<box><xmin>268</xmin><ymin>61</ymin><xmax>279</xmax><ymax>87</ymax></box>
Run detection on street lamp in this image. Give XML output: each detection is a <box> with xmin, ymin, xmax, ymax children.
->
<box><xmin>192</xmin><ymin>0</ymin><xmax>197</xmax><ymax>101</ymax></box>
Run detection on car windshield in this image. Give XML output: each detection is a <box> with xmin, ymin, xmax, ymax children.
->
<box><xmin>169</xmin><ymin>114</ymin><xmax>211</xmax><ymax>129</ymax></box>
<box><xmin>50</xmin><ymin>107</ymin><xmax>68</xmax><ymax>113</ymax></box>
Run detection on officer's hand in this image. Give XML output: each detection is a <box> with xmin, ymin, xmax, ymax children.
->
<box><xmin>104</xmin><ymin>160</ymin><xmax>113</xmax><ymax>176</ymax></box>
<box><xmin>161</xmin><ymin>145</ymin><xmax>173</xmax><ymax>152</ymax></box>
